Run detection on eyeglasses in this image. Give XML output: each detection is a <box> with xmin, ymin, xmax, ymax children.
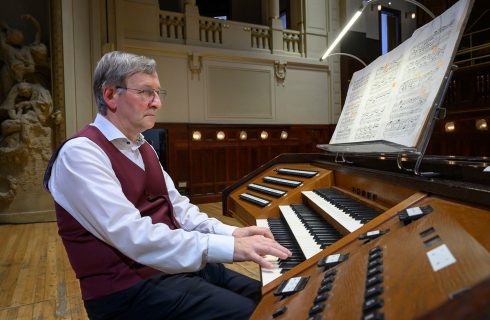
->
<box><xmin>117</xmin><ymin>86</ymin><xmax>167</xmax><ymax>102</ymax></box>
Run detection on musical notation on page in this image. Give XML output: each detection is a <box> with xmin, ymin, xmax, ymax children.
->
<box><xmin>329</xmin><ymin>0</ymin><xmax>472</xmax><ymax>150</ymax></box>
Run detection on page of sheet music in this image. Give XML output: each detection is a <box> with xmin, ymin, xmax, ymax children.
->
<box><xmin>330</xmin><ymin>0</ymin><xmax>472</xmax><ymax>149</ymax></box>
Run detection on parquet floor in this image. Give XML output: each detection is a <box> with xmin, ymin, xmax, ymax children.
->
<box><xmin>0</xmin><ymin>203</ymin><xmax>259</xmax><ymax>319</ymax></box>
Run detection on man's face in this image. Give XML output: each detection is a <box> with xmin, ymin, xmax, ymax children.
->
<box><xmin>113</xmin><ymin>72</ymin><xmax>162</xmax><ymax>139</ymax></box>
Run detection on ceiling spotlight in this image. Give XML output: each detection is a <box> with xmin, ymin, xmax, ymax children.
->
<box><xmin>239</xmin><ymin>131</ymin><xmax>248</xmax><ymax>140</ymax></box>
<box><xmin>280</xmin><ymin>131</ymin><xmax>288</xmax><ymax>140</ymax></box>
<box><xmin>260</xmin><ymin>131</ymin><xmax>269</xmax><ymax>140</ymax></box>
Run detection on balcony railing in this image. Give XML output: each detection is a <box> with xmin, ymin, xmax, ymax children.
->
<box><xmin>283</xmin><ymin>29</ymin><xmax>302</xmax><ymax>55</ymax></box>
<box><xmin>158</xmin><ymin>10</ymin><xmax>303</xmax><ymax>56</ymax></box>
<box><xmin>250</xmin><ymin>26</ymin><xmax>271</xmax><ymax>50</ymax></box>
<box><xmin>199</xmin><ymin>17</ymin><xmax>223</xmax><ymax>45</ymax></box>
<box><xmin>159</xmin><ymin>11</ymin><xmax>185</xmax><ymax>42</ymax></box>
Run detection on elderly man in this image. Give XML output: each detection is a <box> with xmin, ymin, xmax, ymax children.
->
<box><xmin>44</xmin><ymin>51</ymin><xmax>290</xmax><ymax>320</ymax></box>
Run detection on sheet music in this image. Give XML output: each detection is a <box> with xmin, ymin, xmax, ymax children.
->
<box><xmin>330</xmin><ymin>0</ymin><xmax>472</xmax><ymax>149</ymax></box>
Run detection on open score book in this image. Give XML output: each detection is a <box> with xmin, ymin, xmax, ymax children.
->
<box><xmin>322</xmin><ymin>0</ymin><xmax>473</xmax><ymax>153</ymax></box>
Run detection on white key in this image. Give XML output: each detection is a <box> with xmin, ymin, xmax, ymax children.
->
<box><xmin>261</xmin><ymin>265</ymin><xmax>283</xmax><ymax>285</ymax></box>
<box><xmin>302</xmin><ymin>191</ymin><xmax>364</xmax><ymax>233</ymax></box>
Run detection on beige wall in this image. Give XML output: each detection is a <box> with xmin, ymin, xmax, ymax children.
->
<box><xmin>61</xmin><ymin>0</ymin><xmax>340</xmax><ymax>135</ymax></box>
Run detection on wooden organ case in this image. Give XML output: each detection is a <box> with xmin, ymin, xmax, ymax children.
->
<box><xmin>222</xmin><ymin>153</ymin><xmax>490</xmax><ymax>320</ymax></box>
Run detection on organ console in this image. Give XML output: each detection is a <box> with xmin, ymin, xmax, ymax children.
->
<box><xmin>222</xmin><ymin>153</ymin><xmax>490</xmax><ymax>319</ymax></box>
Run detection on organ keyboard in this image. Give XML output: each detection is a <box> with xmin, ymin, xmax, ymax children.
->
<box><xmin>256</xmin><ymin>191</ymin><xmax>377</xmax><ymax>285</ymax></box>
<box><xmin>302</xmin><ymin>190</ymin><xmax>364</xmax><ymax>233</ymax></box>
<box><xmin>256</xmin><ymin>218</ymin><xmax>305</xmax><ymax>285</ymax></box>
<box><xmin>222</xmin><ymin>153</ymin><xmax>490</xmax><ymax>319</ymax></box>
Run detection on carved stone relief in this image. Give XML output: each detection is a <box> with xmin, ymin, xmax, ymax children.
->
<box><xmin>274</xmin><ymin>60</ymin><xmax>287</xmax><ymax>86</ymax></box>
<box><xmin>0</xmin><ymin>12</ymin><xmax>63</xmax><ymax>222</ymax></box>
<box><xmin>188</xmin><ymin>52</ymin><xmax>202</xmax><ymax>80</ymax></box>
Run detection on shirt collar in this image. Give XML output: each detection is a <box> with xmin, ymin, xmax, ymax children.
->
<box><xmin>93</xmin><ymin>114</ymin><xmax>145</xmax><ymax>148</ymax></box>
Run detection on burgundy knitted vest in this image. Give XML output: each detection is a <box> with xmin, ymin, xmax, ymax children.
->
<box><xmin>45</xmin><ymin>125</ymin><xmax>179</xmax><ymax>300</ymax></box>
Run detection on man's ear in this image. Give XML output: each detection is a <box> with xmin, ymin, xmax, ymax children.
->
<box><xmin>103</xmin><ymin>86</ymin><xmax>118</xmax><ymax>112</ymax></box>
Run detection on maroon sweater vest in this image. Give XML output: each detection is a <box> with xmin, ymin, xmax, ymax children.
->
<box><xmin>46</xmin><ymin>125</ymin><xmax>179</xmax><ymax>300</ymax></box>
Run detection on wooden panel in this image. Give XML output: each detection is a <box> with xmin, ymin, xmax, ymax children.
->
<box><xmin>155</xmin><ymin>123</ymin><xmax>333</xmax><ymax>202</ymax></box>
<box><xmin>333</xmin><ymin>170</ymin><xmax>418</xmax><ymax>211</ymax></box>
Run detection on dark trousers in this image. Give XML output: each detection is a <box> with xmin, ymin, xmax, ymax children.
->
<box><xmin>84</xmin><ymin>263</ymin><xmax>262</xmax><ymax>320</ymax></box>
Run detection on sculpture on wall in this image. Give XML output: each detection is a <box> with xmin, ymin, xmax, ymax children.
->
<box><xmin>188</xmin><ymin>52</ymin><xmax>202</xmax><ymax>80</ymax></box>
<box><xmin>0</xmin><ymin>14</ymin><xmax>61</xmax><ymax>218</ymax></box>
<box><xmin>274</xmin><ymin>60</ymin><xmax>287</xmax><ymax>86</ymax></box>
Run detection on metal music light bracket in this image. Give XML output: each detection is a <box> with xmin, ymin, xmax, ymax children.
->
<box><xmin>396</xmin><ymin>66</ymin><xmax>456</xmax><ymax>176</ymax></box>
<box><xmin>334</xmin><ymin>152</ymin><xmax>354</xmax><ymax>164</ymax></box>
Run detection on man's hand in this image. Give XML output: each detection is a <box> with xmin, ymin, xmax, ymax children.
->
<box><xmin>232</xmin><ymin>226</ymin><xmax>274</xmax><ymax>239</ymax></box>
<box><xmin>232</xmin><ymin>226</ymin><xmax>291</xmax><ymax>269</ymax></box>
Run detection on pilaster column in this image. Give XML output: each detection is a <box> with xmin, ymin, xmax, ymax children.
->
<box><xmin>269</xmin><ymin>0</ymin><xmax>283</xmax><ymax>54</ymax></box>
<box><xmin>269</xmin><ymin>0</ymin><xmax>279</xmax><ymax>19</ymax></box>
<box><xmin>184</xmin><ymin>0</ymin><xmax>200</xmax><ymax>45</ymax></box>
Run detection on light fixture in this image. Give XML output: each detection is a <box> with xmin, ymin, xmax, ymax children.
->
<box><xmin>216</xmin><ymin>131</ymin><xmax>226</xmax><ymax>140</ymax></box>
<box><xmin>444</xmin><ymin>121</ymin><xmax>455</xmax><ymax>132</ymax></box>
<box><xmin>320</xmin><ymin>8</ymin><xmax>363</xmax><ymax>61</ymax></box>
<box><xmin>320</xmin><ymin>0</ymin><xmax>435</xmax><ymax>62</ymax></box>
<box><xmin>280</xmin><ymin>131</ymin><xmax>288</xmax><ymax>140</ymax></box>
<box><xmin>324</xmin><ymin>52</ymin><xmax>367</xmax><ymax>66</ymax></box>
<box><xmin>192</xmin><ymin>131</ymin><xmax>202</xmax><ymax>141</ymax></box>
<box><xmin>411</xmin><ymin>12</ymin><xmax>416</xmax><ymax>19</ymax></box>
<box><xmin>260</xmin><ymin>131</ymin><xmax>269</xmax><ymax>140</ymax></box>
<box><xmin>476</xmin><ymin>119</ymin><xmax>488</xmax><ymax>131</ymax></box>
<box><xmin>239</xmin><ymin>131</ymin><xmax>248</xmax><ymax>140</ymax></box>
<box><xmin>377</xmin><ymin>4</ymin><xmax>382</xmax><ymax>11</ymax></box>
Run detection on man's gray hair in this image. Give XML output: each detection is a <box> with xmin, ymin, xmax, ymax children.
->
<box><xmin>93</xmin><ymin>51</ymin><xmax>157</xmax><ymax>114</ymax></box>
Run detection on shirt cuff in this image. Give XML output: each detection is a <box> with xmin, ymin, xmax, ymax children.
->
<box><xmin>207</xmin><ymin>234</ymin><xmax>234</xmax><ymax>263</ymax></box>
<box><xmin>213</xmin><ymin>223</ymin><xmax>238</xmax><ymax>236</ymax></box>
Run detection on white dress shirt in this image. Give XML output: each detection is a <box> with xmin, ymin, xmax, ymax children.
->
<box><xmin>48</xmin><ymin>114</ymin><xmax>237</xmax><ymax>274</ymax></box>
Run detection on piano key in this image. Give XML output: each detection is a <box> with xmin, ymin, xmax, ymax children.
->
<box><xmin>288</xmin><ymin>204</ymin><xmax>343</xmax><ymax>250</ymax></box>
<box><xmin>263</xmin><ymin>176</ymin><xmax>303</xmax><ymax>188</ymax></box>
<box><xmin>256</xmin><ymin>218</ymin><xmax>305</xmax><ymax>285</ymax></box>
<box><xmin>247</xmin><ymin>183</ymin><xmax>287</xmax><ymax>198</ymax></box>
<box><xmin>279</xmin><ymin>205</ymin><xmax>322</xmax><ymax>259</ymax></box>
<box><xmin>275</xmin><ymin>168</ymin><xmax>319</xmax><ymax>178</ymax></box>
<box><xmin>314</xmin><ymin>188</ymin><xmax>381</xmax><ymax>222</ymax></box>
<box><xmin>302</xmin><ymin>191</ymin><xmax>364</xmax><ymax>233</ymax></box>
